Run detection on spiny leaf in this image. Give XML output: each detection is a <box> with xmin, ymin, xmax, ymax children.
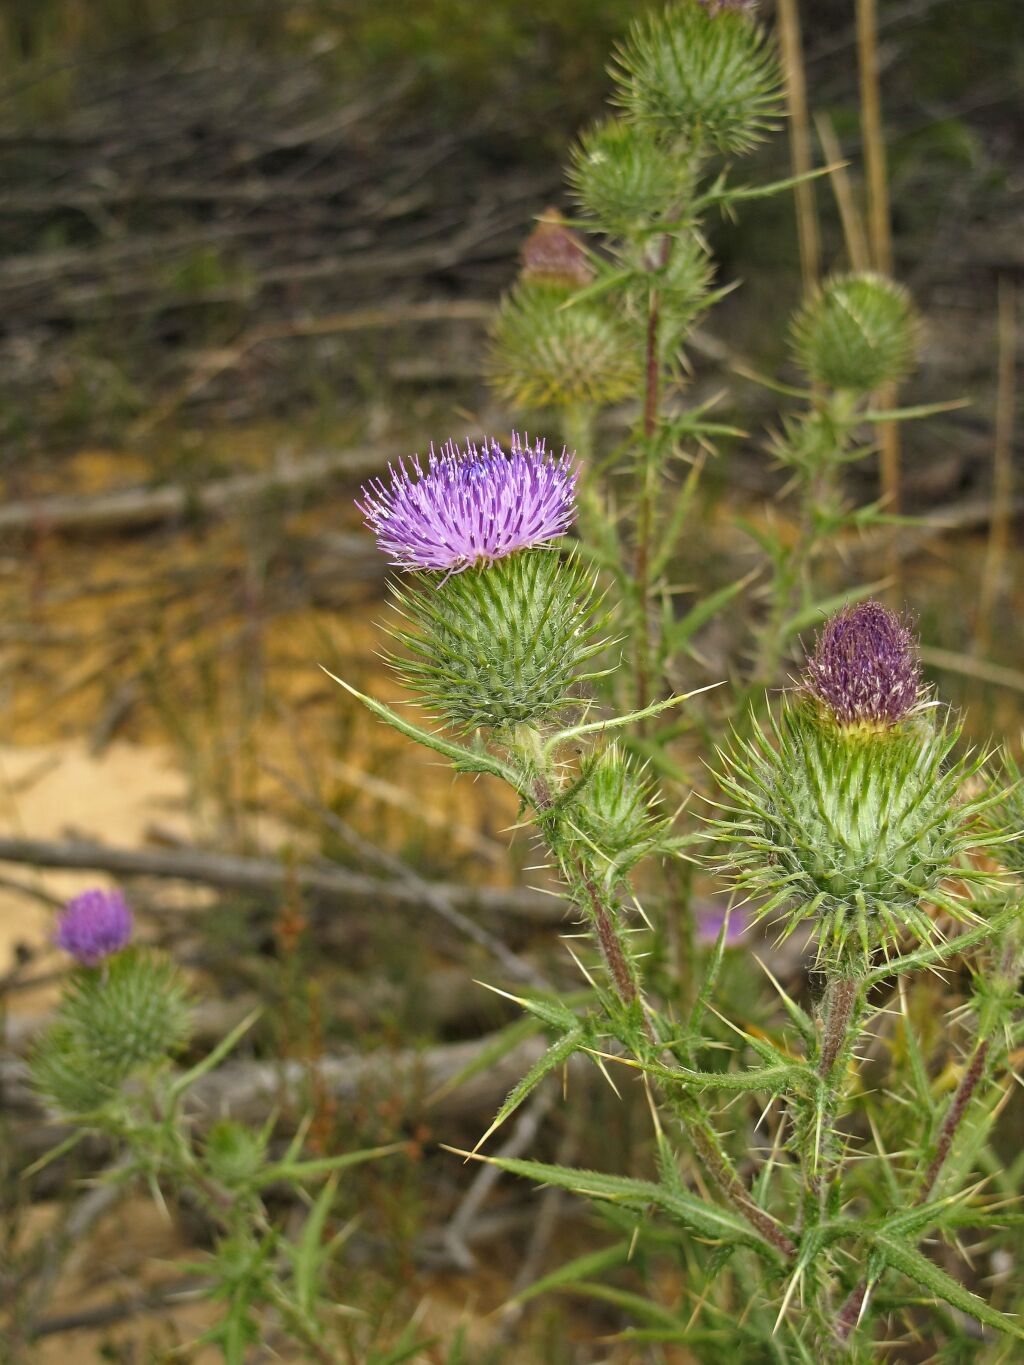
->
<box><xmin>871</xmin><ymin>1232</ymin><xmax>1024</xmax><ymax>1339</ymax></box>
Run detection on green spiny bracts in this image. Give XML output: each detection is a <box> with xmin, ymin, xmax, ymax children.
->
<box><xmin>386</xmin><ymin>548</ymin><xmax>612</xmax><ymax>733</ymax></box>
<box><xmin>983</xmin><ymin>746</ymin><xmax>1024</xmax><ymax>876</ymax></box>
<box><xmin>790</xmin><ymin>273</ymin><xmax>916</xmax><ymax>394</ymax></box>
<box><xmin>569</xmin><ymin>744</ymin><xmax>668</xmax><ymax>888</ymax></box>
<box><xmin>714</xmin><ymin>702</ymin><xmax>999</xmax><ymax>967</ymax></box>
<box><xmin>612</xmin><ymin>1</ymin><xmax>782</xmax><ymax>157</ymax></box>
<box><xmin>31</xmin><ymin>950</ymin><xmax>191</xmax><ymax>1114</ymax></box>
<box><xmin>205</xmin><ymin>1119</ymin><xmax>270</xmax><ymax>1189</ymax></box>
<box><xmin>488</xmin><ymin>282</ymin><xmax>640</xmax><ymax>410</ymax></box>
<box><xmin>569</xmin><ymin>118</ymin><xmax>690</xmax><ymax>230</ymax></box>
<box><xmin>642</xmin><ymin>232</ymin><xmax>715</xmax><ymax>351</ymax></box>
<box><xmin>31</xmin><ymin>1023</ymin><xmax>124</xmax><ymax>1114</ymax></box>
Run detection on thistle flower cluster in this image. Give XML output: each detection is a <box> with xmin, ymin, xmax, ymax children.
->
<box><xmin>803</xmin><ymin>601</ymin><xmax>921</xmax><ymax>729</ymax></box>
<box><xmin>791</xmin><ymin>273</ymin><xmax>916</xmax><ymax>393</ymax></box>
<box><xmin>55</xmin><ymin>886</ymin><xmax>133</xmax><ymax>965</ymax></box>
<box><xmin>357</xmin><ymin>434</ymin><xmax>577</xmax><ymax>574</ymax></box>
<box><xmin>717</xmin><ymin>603</ymin><xmax>998</xmax><ymax>965</ymax></box>
<box><xmin>358</xmin><ymin>433</ymin><xmax>610</xmax><ymax>734</ymax></box>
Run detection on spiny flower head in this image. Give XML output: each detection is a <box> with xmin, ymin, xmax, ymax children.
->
<box><xmin>357</xmin><ymin>434</ymin><xmax>577</xmax><ymax>574</ymax></box>
<box><xmin>55</xmin><ymin>888</ymin><xmax>133</xmax><ymax>966</ymax></box>
<box><xmin>802</xmin><ymin>601</ymin><xmax>921</xmax><ymax>729</ymax></box>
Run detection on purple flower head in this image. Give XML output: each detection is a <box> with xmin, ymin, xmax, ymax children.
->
<box><xmin>802</xmin><ymin>601</ymin><xmax>921</xmax><ymax>727</ymax></box>
<box><xmin>356</xmin><ymin>434</ymin><xmax>577</xmax><ymax>573</ymax></box>
<box><xmin>55</xmin><ymin>888</ymin><xmax>133</xmax><ymax>966</ymax></box>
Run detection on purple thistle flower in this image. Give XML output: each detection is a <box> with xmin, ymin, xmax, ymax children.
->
<box><xmin>802</xmin><ymin>601</ymin><xmax>921</xmax><ymax>727</ymax></box>
<box><xmin>697</xmin><ymin>904</ymin><xmax>749</xmax><ymax>947</ymax></box>
<box><xmin>356</xmin><ymin>433</ymin><xmax>577</xmax><ymax>573</ymax></box>
<box><xmin>55</xmin><ymin>888</ymin><xmax>133</xmax><ymax>966</ymax></box>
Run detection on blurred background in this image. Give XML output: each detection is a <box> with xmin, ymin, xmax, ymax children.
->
<box><xmin>1</xmin><ymin>1</ymin><xmax>1022</xmax><ymax>1360</ymax></box>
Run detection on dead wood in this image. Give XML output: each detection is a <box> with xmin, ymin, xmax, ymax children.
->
<box><xmin>0</xmin><ymin>834</ymin><xmax>566</xmax><ymax>925</ymax></box>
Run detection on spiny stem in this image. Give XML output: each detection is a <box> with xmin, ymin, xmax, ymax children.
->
<box><xmin>633</xmin><ymin>236</ymin><xmax>672</xmax><ymax>722</ymax></box>
<box><xmin>523</xmin><ymin>743</ymin><xmax>796</xmax><ymax>1261</ymax></box>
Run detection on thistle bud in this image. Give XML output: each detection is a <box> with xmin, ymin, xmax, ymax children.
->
<box><xmin>205</xmin><ymin>1119</ymin><xmax>269</xmax><ymax>1188</ymax></box>
<box><xmin>570</xmin><ymin>745</ymin><xmax>666</xmax><ymax>886</ymax></box>
<box><xmin>520</xmin><ymin>209</ymin><xmax>594</xmax><ymax>289</ymax></box>
<box><xmin>488</xmin><ymin>285</ymin><xmax>640</xmax><ymax>410</ymax></box>
<box><xmin>612</xmin><ymin>1</ymin><xmax>782</xmax><ymax>156</ymax></box>
<box><xmin>790</xmin><ymin>273</ymin><xmax>916</xmax><ymax>393</ymax></box>
<box><xmin>716</xmin><ymin>606</ymin><xmax>990</xmax><ymax>966</ymax></box>
<box><xmin>359</xmin><ymin>436</ymin><xmax>610</xmax><ymax>732</ymax></box>
<box><xmin>569</xmin><ymin>119</ymin><xmax>687</xmax><ymax>230</ymax></box>
<box><xmin>32</xmin><ymin>952</ymin><xmax>191</xmax><ymax>1115</ymax></box>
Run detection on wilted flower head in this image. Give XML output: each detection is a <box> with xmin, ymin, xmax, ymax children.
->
<box><xmin>357</xmin><ymin>434</ymin><xmax>577</xmax><ymax>573</ymax></box>
<box><xmin>520</xmin><ymin>209</ymin><xmax>594</xmax><ymax>288</ymax></box>
<box><xmin>803</xmin><ymin>601</ymin><xmax>921</xmax><ymax>728</ymax></box>
<box><xmin>55</xmin><ymin>888</ymin><xmax>133</xmax><ymax>966</ymax></box>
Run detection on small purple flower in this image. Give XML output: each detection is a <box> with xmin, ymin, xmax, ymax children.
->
<box><xmin>802</xmin><ymin>601</ymin><xmax>921</xmax><ymax>727</ymax></box>
<box><xmin>356</xmin><ymin>433</ymin><xmax>577</xmax><ymax>573</ymax></box>
<box><xmin>55</xmin><ymin>888</ymin><xmax>133</xmax><ymax>966</ymax></box>
<box><xmin>697</xmin><ymin>905</ymin><xmax>749</xmax><ymax>947</ymax></box>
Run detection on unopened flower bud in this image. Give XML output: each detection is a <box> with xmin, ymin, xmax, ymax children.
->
<box><xmin>520</xmin><ymin>209</ymin><xmax>594</xmax><ymax>289</ymax></box>
<box><xmin>802</xmin><ymin>601</ymin><xmax>921</xmax><ymax>730</ymax></box>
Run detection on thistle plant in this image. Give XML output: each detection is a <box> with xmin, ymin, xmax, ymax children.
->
<box><xmin>333</xmin><ymin>1</ymin><xmax>1023</xmax><ymax>1356</ymax></box>
<box><xmin>24</xmin><ymin>889</ymin><xmax>407</xmax><ymax>1364</ymax></box>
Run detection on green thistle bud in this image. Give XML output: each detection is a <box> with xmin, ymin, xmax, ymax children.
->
<box><xmin>205</xmin><ymin>1119</ymin><xmax>269</xmax><ymax>1188</ymax></box>
<box><xmin>570</xmin><ymin>744</ymin><xmax>667</xmax><ymax>887</ymax></box>
<box><xmin>488</xmin><ymin>283</ymin><xmax>640</xmax><ymax>410</ymax></box>
<box><xmin>790</xmin><ymin>273</ymin><xmax>916</xmax><ymax>393</ymax></box>
<box><xmin>569</xmin><ymin>118</ymin><xmax>689</xmax><ymax>230</ymax></box>
<box><xmin>31</xmin><ymin>951</ymin><xmax>191</xmax><ymax>1114</ymax></box>
<box><xmin>612</xmin><ymin>1</ymin><xmax>782</xmax><ymax>157</ymax></box>
<box><xmin>387</xmin><ymin>549</ymin><xmax>612</xmax><ymax>733</ymax></box>
<box><xmin>715</xmin><ymin>704</ymin><xmax>992</xmax><ymax>966</ymax></box>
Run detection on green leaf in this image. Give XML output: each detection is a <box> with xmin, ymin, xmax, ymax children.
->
<box><xmin>544</xmin><ymin>683</ymin><xmax>722</xmax><ymax>756</ymax></box>
<box><xmin>473</xmin><ymin>1029</ymin><xmax>583</xmax><ymax>1151</ymax></box>
<box><xmin>446</xmin><ymin>1151</ymin><xmax>770</xmax><ymax>1250</ymax></box>
<box><xmin>508</xmin><ymin>1241</ymin><xmax>633</xmax><ymax>1308</ymax></box>
<box><xmin>427</xmin><ymin>1012</ymin><xmax>545</xmax><ymax>1104</ymax></box>
<box><xmin>259</xmin><ymin>1141</ymin><xmax>405</xmax><ymax>1188</ymax></box>
<box><xmin>293</xmin><ymin>1175</ymin><xmax>338</xmax><ymax>1317</ymax></box>
<box><xmin>167</xmin><ymin>1007</ymin><xmax>262</xmax><ymax>1105</ymax></box>
<box><xmin>871</xmin><ymin>1232</ymin><xmax>1024</xmax><ymax>1339</ymax></box>
<box><xmin>660</xmin><ymin>572</ymin><xmax>758</xmax><ymax>664</ymax></box>
<box><xmin>321</xmin><ymin>669</ymin><xmax>524</xmax><ymax>791</ymax></box>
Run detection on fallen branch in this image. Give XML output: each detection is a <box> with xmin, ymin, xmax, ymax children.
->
<box><xmin>0</xmin><ymin>834</ymin><xmax>566</xmax><ymax>925</ymax></box>
<box><xmin>0</xmin><ymin>446</ymin><xmax>400</xmax><ymax>537</ymax></box>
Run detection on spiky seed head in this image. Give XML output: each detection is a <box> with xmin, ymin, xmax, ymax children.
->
<box><xmin>571</xmin><ymin>744</ymin><xmax>667</xmax><ymax>884</ymax></box>
<box><xmin>612</xmin><ymin>1</ymin><xmax>783</xmax><ymax>157</ymax></box>
<box><xmin>488</xmin><ymin>285</ymin><xmax>640</xmax><ymax>410</ymax></box>
<box><xmin>387</xmin><ymin>549</ymin><xmax>610</xmax><ymax>733</ymax></box>
<box><xmin>802</xmin><ymin>601</ymin><xmax>922</xmax><ymax>730</ymax></box>
<box><xmin>31</xmin><ymin>950</ymin><xmax>192</xmax><ymax>1114</ymax></box>
<box><xmin>569</xmin><ymin>118</ymin><xmax>689</xmax><ymax>229</ymax></box>
<box><xmin>790</xmin><ymin>273</ymin><xmax>916</xmax><ymax>393</ymax></box>
<box><xmin>55</xmin><ymin>887</ymin><xmax>133</xmax><ymax>965</ymax></box>
<box><xmin>357</xmin><ymin>434</ymin><xmax>576</xmax><ymax>573</ymax></box>
<box><xmin>714</xmin><ymin>704</ymin><xmax>995</xmax><ymax>968</ymax></box>
<box><xmin>520</xmin><ymin>209</ymin><xmax>594</xmax><ymax>289</ymax></box>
